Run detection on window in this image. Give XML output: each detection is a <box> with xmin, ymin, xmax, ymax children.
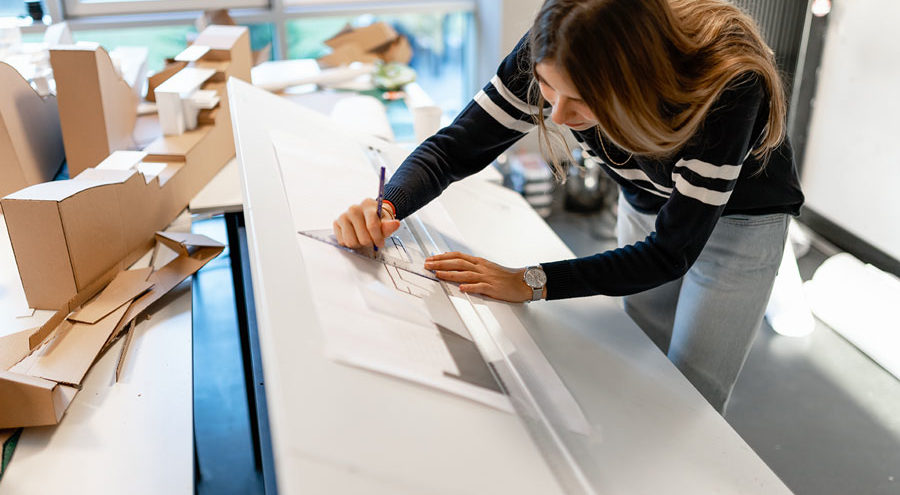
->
<box><xmin>0</xmin><ymin>0</ymin><xmax>25</xmax><ymax>18</ymax></box>
<box><xmin>63</xmin><ymin>0</ymin><xmax>265</xmax><ymax>17</ymax></box>
<box><xmin>287</xmin><ymin>10</ymin><xmax>475</xmax><ymax>128</ymax></box>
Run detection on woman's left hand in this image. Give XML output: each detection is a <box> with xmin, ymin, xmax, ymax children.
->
<box><xmin>424</xmin><ymin>251</ymin><xmax>538</xmax><ymax>303</ymax></box>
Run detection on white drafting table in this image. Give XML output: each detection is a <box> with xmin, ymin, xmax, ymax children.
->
<box><xmin>0</xmin><ymin>218</ymin><xmax>193</xmax><ymax>495</ymax></box>
<box><xmin>229</xmin><ymin>78</ymin><xmax>791</xmax><ymax>494</ymax></box>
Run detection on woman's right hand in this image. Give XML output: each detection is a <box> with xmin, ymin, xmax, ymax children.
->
<box><xmin>333</xmin><ymin>198</ymin><xmax>401</xmax><ymax>249</ymax></box>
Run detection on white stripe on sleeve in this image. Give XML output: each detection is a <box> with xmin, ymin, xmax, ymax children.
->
<box><xmin>490</xmin><ymin>75</ymin><xmax>551</xmax><ymax>117</ymax></box>
<box><xmin>474</xmin><ymin>90</ymin><xmax>536</xmax><ymax>133</ymax></box>
<box><xmin>674</xmin><ymin>158</ymin><xmax>742</xmax><ymax>181</ymax></box>
<box><xmin>674</xmin><ymin>174</ymin><xmax>733</xmax><ymax>205</ymax></box>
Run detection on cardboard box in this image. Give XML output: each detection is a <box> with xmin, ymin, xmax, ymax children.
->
<box><xmin>0</xmin><ymin>62</ymin><xmax>65</xmax><ymax>204</ymax></box>
<box><xmin>0</xmin><ymin>232</ymin><xmax>224</xmax><ymax>429</ymax></box>
<box><xmin>318</xmin><ymin>22</ymin><xmax>413</xmax><ymax>67</ymax></box>
<box><xmin>3</xmin><ymin>25</ymin><xmax>251</xmax><ymax>311</ymax></box>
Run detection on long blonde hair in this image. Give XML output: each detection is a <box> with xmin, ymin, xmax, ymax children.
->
<box><xmin>528</xmin><ymin>0</ymin><xmax>786</xmax><ymax>176</ymax></box>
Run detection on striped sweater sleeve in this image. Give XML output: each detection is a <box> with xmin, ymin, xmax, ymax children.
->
<box><xmin>541</xmin><ymin>75</ymin><xmax>768</xmax><ymax>298</ymax></box>
<box><xmin>383</xmin><ymin>35</ymin><xmax>545</xmax><ymax>219</ymax></box>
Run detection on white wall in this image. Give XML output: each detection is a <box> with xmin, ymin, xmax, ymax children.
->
<box><xmin>475</xmin><ymin>0</ymin><xmax>543</xmax><ymax>86</ymax></box>
<box><xmin>474</xmin><ymin>0</ymin><xmax>544</xmax><ymax>153</ymax></box>
<box><xmin>801</xmin><ymin>0</ymin><xmax>900</xmax><ymax>259</ymax></box>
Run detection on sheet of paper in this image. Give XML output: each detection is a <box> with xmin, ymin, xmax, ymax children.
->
<box><xmin>275</xmin><ymin>130</ymin><xmax>510</xmax><ymax>410</ymax></box>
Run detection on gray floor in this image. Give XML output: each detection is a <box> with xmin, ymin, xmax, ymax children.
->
<box><xmin>544</xmin><ymin>187</ymin><xmax>900</xmax><ymax>495</ymax></box>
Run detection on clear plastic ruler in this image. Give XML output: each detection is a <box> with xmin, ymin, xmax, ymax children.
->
<box><xmin>404</xmin><ymin>214</ymin><xmax>598</xmax><ymax>495</ymax></box>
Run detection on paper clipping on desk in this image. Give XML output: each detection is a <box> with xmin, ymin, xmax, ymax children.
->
<box><xmin>271</xmin><ymin>128</ymin><xmax>513</xmax><ymax>412</ymax></box>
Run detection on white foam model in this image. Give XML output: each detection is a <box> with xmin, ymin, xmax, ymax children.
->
<box><xmin>154</xmin><ymin>66</ymin><xmax>217</xmax><ymax>136</ymax></box>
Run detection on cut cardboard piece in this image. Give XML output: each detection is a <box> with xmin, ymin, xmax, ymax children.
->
<box><xmin>0</xmin><ymin>62</ymin><xmax>65</xmax><ymax>202</ymax></box>
<box><xmin>0</xmin><ymin>370</ymin><xmax>77</xmax><ymax>429</ymax></box>
<box><xmin>23</xmin><ymin>305</ymin><xmax>129</xmax><ymax>385</ymax></box>
<box><xmin>49</xmin><ymin>44</ymin><xmax>140</xmax><ymax>177</ymax></box>
<box><xmin>0</xmin><ymin>232</ymin><xmax>222</xmax><ymax>429</ymax></box>
<box><xmin>319</xmin><ymin>22</ymin><xmax>413</xmax><ymax>67</ymax></box>
<box><xmin>68</xmin><ymin>267</ymin><xmax>153</xmax><ymax>324</ymax></box>
<box><xmin>109</xmin><ymin>232</ymin><xmax>223</xmax><ymax>340</ymax></box>
<box><xmin>3</xmin><ymin>25</ymin><xmax>251</xmax><ymax>311</ymax></box>
<box><xmin>146</xmin><ymin>61</ymin><xmax>188</xmax><ymax>103</ymax></box>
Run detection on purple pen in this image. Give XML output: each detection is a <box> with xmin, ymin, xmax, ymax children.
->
<box><xmin>374</xmin><ymin>165</ymin><xmax>386</xmax><ymax>251</ymax></box>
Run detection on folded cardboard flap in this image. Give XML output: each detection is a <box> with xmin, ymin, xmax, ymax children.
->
<box><xmin>0</xmin><ymin>371</ymin><xmax>74</xmax><ymax>429</ymax></box>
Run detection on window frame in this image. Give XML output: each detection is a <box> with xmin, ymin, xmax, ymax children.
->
<box><xmin>62</xmin><ymin>0</ymin><xmax>266</xmax><ymax>18</ymax></box>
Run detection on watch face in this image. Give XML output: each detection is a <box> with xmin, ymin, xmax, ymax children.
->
<box><xmin>524</xmin><ymin>267</ymin><xmax>547</xmax><ymax>288</ymax></box>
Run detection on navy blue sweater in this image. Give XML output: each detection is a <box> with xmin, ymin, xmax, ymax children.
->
<box><xmin>384</xmin><ymin>35</ymin><xmax>804</xmax><ymax>300</ymax></box>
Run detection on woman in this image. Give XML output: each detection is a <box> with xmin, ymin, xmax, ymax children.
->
<box><xmin>333</xmin><ymin>0</ymin><xmax>804</xmax><ymax>413</ymax></box>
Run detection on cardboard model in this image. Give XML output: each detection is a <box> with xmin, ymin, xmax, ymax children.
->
<box><xmin>49</xmin><ymin>43</ymin><xmax>140</xmax><ymax>178</ymax></box>
<box><xmin>3</xmin><ymin>25</ymin><xmax>251</xmax><ymax>311</ymax></box>
<box><xmin>0</xmin><ymin>62</ymin><xmax>65</xmax><ymax>203</ymax></box>
<box><xmin>0</xmin><ymin>232</ymin><xmax>224</xmax><ymax>429</ymax></box>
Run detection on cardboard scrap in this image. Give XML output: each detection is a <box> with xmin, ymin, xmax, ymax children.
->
<box><xmin>109</xmin><ymin>232</ymin><xmax>224</xmax><ymax>341</ymax></box>
<box><xmin>114</xmin><ymin>320</ymin><xmax>136</xmax><ymax>382</ymax></box>
<box><xmin>0</xmin><ymin>370</ymin><xmax>78</xmax><ymax>429</ymax></box>
<box><xmin>24</xmin><ymin>305</ymin><xmax>129</xmax><ymax>386</ymax></box>
<box><xmin>68</xmin><ymin>267</ymin><xmax>153</xmax><ymax>324</ymax></box>
<box><xmin>0</xmin><ymin>232</ymin><xmax>223</xmax><ymax>429</ymax></box>
<box><xmin>318</xmin><ymin>22</ymin><xmax>413</xmax><ymax>68</ymax></box>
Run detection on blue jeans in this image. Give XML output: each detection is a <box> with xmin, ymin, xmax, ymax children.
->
<box><xmin>616</xmin><ymin>195</ymin><xmax>789</xmax><ymax>413</ymax></box>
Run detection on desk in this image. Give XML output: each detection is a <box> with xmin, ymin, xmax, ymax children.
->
<box><xmin>0</xmin><ymin>218</ymin><xmax>193</xmax><ymax>495</ymax></box>
<box><xmin>229</xmin><ymin>79</ymin><xmax>792</xmax><ymax>493</ymax></box>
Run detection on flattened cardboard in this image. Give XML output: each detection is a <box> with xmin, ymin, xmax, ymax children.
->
<box><xmin>50</xmin><ymin>44</ymin><xmax>139</xmax><ymax>177</ymax></box>
<box><xmin>69</xmin><ymin>267</ymin><xmax>152</xmax><ymax>324</ymax></box>
<box><xmin>318</xmin><ymin>22</ymin><xmax>411</xmax><ymax>67</ymax></box>
<box><xmin>324</xmin><ymin>22</ymin><xmax>397</xmax><ymax>53</ymax></box>
<box><xmin>26</xmin><ymin>304</ymin><xmax>129</xmax><ymax>386</ymax></box>
<box><xmin>0</xmin><ymin>62</ymin><xmax>65</xmax><ymax>201</ymax></box>
<box><xmin>4</xmin><ymin>25</ymin><xmax>250</xmax><ymax>311</ymax></box>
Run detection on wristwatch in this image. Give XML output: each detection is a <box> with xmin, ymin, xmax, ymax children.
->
<box><xmin>523</xmin><ymin>265</ymin><xmax>547</xmax><ymax>302</ymax></box>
